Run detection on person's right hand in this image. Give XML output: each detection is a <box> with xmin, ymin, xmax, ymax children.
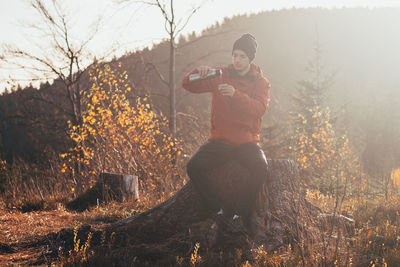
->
<box><xmin>197</xmin><ymin>66</ymin><xmax>212</xmax><ymax>79</ymax></box>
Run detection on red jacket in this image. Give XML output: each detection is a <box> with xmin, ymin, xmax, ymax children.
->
<box><xmin>182</xmin><ymin>63</ymin><xmax>270</xmax><ymax>145</ymax></box>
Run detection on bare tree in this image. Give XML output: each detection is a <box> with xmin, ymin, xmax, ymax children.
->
<box><xmin>1</xmin><ymin>0</ymin><xmax>114</xmax><ymax>126</ymax></box>
<box><xmin>122</xmin><ymin>0</ymin><xmax>207</xmax><ymax>136</ymax></box>
<box><xmin>0</xmin><ymin>0</ymin><xmax>120</xmax><ymax>192</ymax></box>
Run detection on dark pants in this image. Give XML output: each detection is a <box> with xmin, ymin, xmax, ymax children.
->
<box><xmin>186</xmin><ymin>140</ymin><xmax>268</xmax><ymax>223</ymax></box>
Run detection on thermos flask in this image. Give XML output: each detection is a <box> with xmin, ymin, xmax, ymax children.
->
<box><xmin>188</xmin><ymin>69</ymin><xmax>222</xmax><ymax>82</ymax></box>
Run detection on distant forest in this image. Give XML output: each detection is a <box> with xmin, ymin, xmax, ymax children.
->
<box><xmin>1</xmin><ymin>7</ymin><xmax>400</xmax><ymax>190</ymax></box>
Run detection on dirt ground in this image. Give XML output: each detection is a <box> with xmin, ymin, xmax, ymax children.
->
<box><xmin>0</xmin><ymin>199</ymin><xmax>141</xmax><ymax>266</ymax></box>
<box><xmin>0</xmin><ymin>205</ymin><xmax>84</xmax><ymax>265</ymax></box>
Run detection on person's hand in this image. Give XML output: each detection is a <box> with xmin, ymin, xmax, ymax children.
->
<box><xmin>197</xmin><ymin>66</ymin><xmax>212</xmax><ymax>79</ymax></box>
<box><xmin>218</xmin><ymin>83</ymin><xmax>236</xmax><ymax>97</ymax></box>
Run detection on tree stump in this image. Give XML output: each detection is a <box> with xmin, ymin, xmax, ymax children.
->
<box><xmin>42</xmin><ymin>159</ymin><xmax>322</xmax><ymax>266</ymax></box>
<box><xmin>66</xmin><ymin>173</ymin><xmax>139</xmax><ymax>212</ymax></box>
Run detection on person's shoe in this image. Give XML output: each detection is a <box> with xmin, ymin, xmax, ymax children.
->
<box><xmin>212</xmin><ymin>210</ymin><xmax>249</xmax><ymax>236</ymax></box>
<box><xmin>228</xmin><ymin>214</ymin><xmax>248</xmax><ymax>235</ymax></box>
<box><xmin>212</xmin><ymin>208</ymin><xmax>227</xmax><ymax>227</ymax></box>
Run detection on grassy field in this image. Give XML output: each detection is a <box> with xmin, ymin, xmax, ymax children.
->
<box><xmin>0</xmin><ymin>199</ymin><xmax>150</xmax><ymax>266</ymax></box>
<box><xmin>1</xmin><ymin>191</ymin><xmax>400</xmax><ymax>266</ymax></box>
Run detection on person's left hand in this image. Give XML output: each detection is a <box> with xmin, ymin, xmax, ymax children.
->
<box><xmin>218</xmin><ymin>83</ymin><xmax>236</xmax><ymax>97</ymax></box>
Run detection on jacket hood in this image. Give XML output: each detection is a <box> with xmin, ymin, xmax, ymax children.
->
<box><xmin>226</xmin><ymin>63</ymin><xmax>263</xmax><ymax>81</ymax></box>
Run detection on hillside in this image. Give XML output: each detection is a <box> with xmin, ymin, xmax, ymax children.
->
<box><xmin>1</xmin><ymin>7</ymin><xmax>400</xmax><ymax>176</ymax></box>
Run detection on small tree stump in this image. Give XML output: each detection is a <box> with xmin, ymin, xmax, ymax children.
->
<box><xmin>66</xmin><ymin>173</ymin><xmax>139</xmax><ymax>212</ymax></box>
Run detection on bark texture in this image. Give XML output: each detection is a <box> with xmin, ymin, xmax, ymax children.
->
<box><xmin>42</xmin><ymin>159</ymin><xmax>322</xmax><ymax>265</ymax></box>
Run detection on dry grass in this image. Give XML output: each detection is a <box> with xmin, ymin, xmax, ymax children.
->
<box><xmin>1</xmin><ymin>183</ymin><xmax>400</xmax><ymax>266</ymax></box>
<box><xmin>0</xmin><ymin>195</ymin><xmax>159</xmax><ymax>266</ymax></box>
<box><xmin>0</xmin><ymin>205</ymin><xmax>81</xmax><ymax>245</ymax></box>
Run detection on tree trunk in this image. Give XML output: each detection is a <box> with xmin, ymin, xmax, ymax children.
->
<box><xmin>169</xmin><ymin>35</ymin><xmax>176</xmax><ymax>136</ymax></box>
<box><xmin>66</xmin><ymin>173</ymin><xmax>139</xmax><ymax>212</ymax></box>
<box><xmin>48</xmin><ymin>159</ymin><xmax>321</xmax><ymax>266</ymax></box>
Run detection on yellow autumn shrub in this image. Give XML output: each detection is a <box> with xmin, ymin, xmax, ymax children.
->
<box><xmin>291</xmin><ymin>106</ymin><xmax>362</xmax><ymax>195</ymax></box>
<box><xmin>61</xmin><ymin>63</ymin><xmax>181</xmax><ymax>195</ymax></box>
<box><xmin>0</xmin><ymin>159</ymin><xmax>6</xmax><ymax>172</ymax></box>
<box><xmin>391</xmin><ymin>168</ymin><xmax>400</xmax><ymax>188</ymax></box>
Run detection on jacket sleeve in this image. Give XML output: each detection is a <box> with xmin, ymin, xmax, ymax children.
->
<box><xmin>231</xmin><ymin>78</ymin><xmax>271</xmax><ymax>117</ymax></box>
<box><xmin>181</xmin><ymin>68</ymin><xmax>217</xmax><ymax>94</ymax></box>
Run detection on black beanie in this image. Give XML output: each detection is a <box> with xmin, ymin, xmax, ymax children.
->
<box><xmin>232</xmin><ymin>33</ymin><xmax>257</xmax><ymax>61</ymax></box>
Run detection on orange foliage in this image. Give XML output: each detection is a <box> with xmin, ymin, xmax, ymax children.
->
<box><xmin>293</xmin><ymin>106</ymin><xmax>336</xmax><ymax>174</ymax></box>
<box><xmin>291</xmin><ymin>105</ymin><xmax>362</xmax><ymax>195</ymax></box>
<box><xmin>0</xmin><ymin>159</ymin><xmax>6</xmax><ymax>172</ymax></box>
<box><xmin>61</xmin><ymin>63</ymin><xmax>181</xmax><ymax>194</ymax></box>
<box><xmin>391</xmin><ymin>168</ymin><xmax>400</xmax><ymax>188</ymax></box>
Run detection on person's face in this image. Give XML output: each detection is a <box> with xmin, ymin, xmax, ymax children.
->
<box><xmin>232</xmin><ymin>49</ymin><xmax>250</xmax><ymax>72</ymax></box>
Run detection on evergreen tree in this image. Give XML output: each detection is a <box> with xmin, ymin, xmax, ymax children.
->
<box><xmin>289</xmin><ymin>39</ymin><xmax>362</xmax><ymax>196</ymax></box>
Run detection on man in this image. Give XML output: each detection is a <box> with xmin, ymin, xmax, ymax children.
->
<box><xmin>182</xmin><ymin>33</ymin><xmax>270</xmax><ymax>235</ymax></box>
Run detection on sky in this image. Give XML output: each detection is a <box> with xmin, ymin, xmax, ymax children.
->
<box><xmin>1</xmin><ymin>0</ymin><xmax>400</xmax><ymax>92</ymax></box>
